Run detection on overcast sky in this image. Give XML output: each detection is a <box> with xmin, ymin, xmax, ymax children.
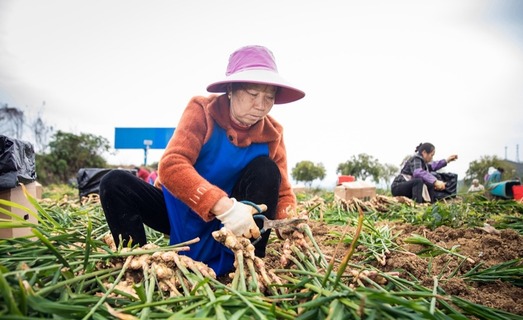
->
<box><xmin>1</xmin><ymin>0</ymin><xmax>522</xmax><ymax>187</ymax></box>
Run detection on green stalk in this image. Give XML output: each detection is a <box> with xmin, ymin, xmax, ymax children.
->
<box><xmin>0</xmin><ymin>268</ymin><xmax>22</xmax><ymax>316</ymax></box>
<box><xmin>452</xmin><ymin>296</ymin><xmax>523</xmax><ymax>320</ymax></box>
<box><xmin>36</xmin><ymin>267</ymin><xmax>121</xmax><ymax>296</ymax></box>
<box><xmin>302</xmin><ymin>224</ymin><xmax>328</xmax><ymax>267</ymax></box>
<box><xmin>322</xmin><ymin>221</ymin><xmax>356</xmax><ymax>287</ymax></box>
<box><xmin>0</xmin><ymin>217</ymin><xmax>34</xmax><ymax>227</ymax></box>
<box><xmin>139</xmin><ymin>265</ymin><xmax>155</xmax><ymax>320</ymax></box>
<box><xmin>289</xmin><ymin>247</ymin><xmax>323</xmax><ymax>288</ymax></box>
<box><xmin>334</xmin><ymin>207</ymin><xmax>364</xmax><ymax>288</ymax></box>
<box><xmin>166</xmin><ymin>299</ymin><xmax>211</xmax><ymax>318</ymax></box>
<box><xmin>246</xmin><ymin>258</ymin><xmax>260</xmax><ymax>293</ymax></box>
<box><xmin>0</xmin><ymin>198</ymin><xmax>47</xmax><ymax>231</ymax></box>
<box><xmin>235</xmin><ymin>250</ymin><xmax>246</xmax><ymax>292</ymax></box>
<box><xmin>82</xmin><ymin>256</ymin><xmax>132</xmax><ymax>320</ymax></box>
<box><xmin>463</xmin><ymin>259</ymin><xmax>523</xmax><ymax>286</ymax></box>
<box><xmin>185</xmin><ymin>269</ymin><xmax>225</xmax><ymax>320</ymax></box>
<box><xmin>171</xmin><ymin>253</ymin><xmax>201</xmax><ymax>289</ymax></box>
<box><xmin>31</xmin><ymin>229</ymin><xmax>70</xmax><ymax>268</ymax></box>
<box><xmin>403</xmin><ymin>234</ymin><xmax>475</xmax><ymax>263</ymax></box>
<box><xmin>20</xmin><ymin>183</ymin><xmax>62</xmax><ymax>229</ymax></box>
<box><xmin>279</xmin><ymin>275</ymin><xmax>360</xmax><ymax>314</ymax></box>
<box><xmin>83</xmin><ymin>218</ymin><xmax>92</xmax><ymax>271</ymax></box>
<box><xmin>122</xmin><ymin>295</ymin><xmax>201</xmax><ymax>312</ymax></box>
<box><xmin>430</xmin><ymin>276</ymin><xmax>438</xmax><ymax>315</ymax></box>
<box><xmin>447</xmin><ymin>256</ymin><xmax>470</xmax><ymax>279</ymax></box>
<box><xmin>175</xmin><ymin>269</ymin><xmax>191</xmax><ymax>296</ymax></box>
<box><xmin>217</xmin><ymin>285</ymin><xmax>268</xmax><ymax>319</ymax></box>
<box><xmin>2</xmin><ymin>260</ymin><xmax>85</xmax><ymax>277</ymax></box>
<box><xmin>285</xmin><ymin>254</ymin><xmax>307</xmax><ymax>272</ymax></box>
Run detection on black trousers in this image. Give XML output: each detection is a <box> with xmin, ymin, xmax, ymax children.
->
<box><xmin>391</xmin><ymin>178</ymin><xmax>435</xmax><ymax>203</ymax></box>
<box><xmin>99</xmin><ymin>156</ymin><xmax>280</xmax><ymax>257</ymax></box>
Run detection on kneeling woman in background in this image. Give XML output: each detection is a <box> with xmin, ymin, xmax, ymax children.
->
<box><xmin>391</xmin><ymin>142</ymin><xmax>458</xmax><ymax>203</ymax></box>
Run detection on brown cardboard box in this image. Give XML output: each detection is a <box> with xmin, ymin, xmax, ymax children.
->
<box><xmin>0</xmin><ymin>182</ymin><xmax>38</xmax><ymax>238</ymax></box>
<box><xmin>35</xmin><ymin>181</ymin><xmax>43</xmax><ymax>199</ymax></box>
<box><xmin>334</xmin><ymin>181</ymin><xmax>376</xmax><ymax>201</ymax></box>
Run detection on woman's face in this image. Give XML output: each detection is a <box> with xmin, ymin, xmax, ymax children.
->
<box><xmin>422</xmin><ymin>149</ymin><xmax>435</xmax><ymax>163</ymax></box>
<box><xmin>229</xmin><ymin>83</ymin><xmax>277</xmax><ymax>127</ymax></box>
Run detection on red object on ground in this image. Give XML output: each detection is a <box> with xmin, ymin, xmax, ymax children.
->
<box><xmin>337</xmin><ymin>175</ymin><xmax>355</xmax><ymax>185</ymax></box>
<box><xmin>512</xmin><ymin>185</ymin><xmax>523</xmax><ymax>201</ymax></box>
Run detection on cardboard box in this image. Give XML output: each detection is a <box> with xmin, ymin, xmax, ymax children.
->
<box><xmin>0</xmin><ymin>182</ymin><xmax>38</xmax><ymax>238</ymax></box>
<box><xmin>35</xmin><ymin>181</ymin><xmax>43</xmax><ymax>199</ymax></box>
<box><xmin>334</xmin><ymin>181</ymin><xmax>376</xmax><ymax>201</ymax></box>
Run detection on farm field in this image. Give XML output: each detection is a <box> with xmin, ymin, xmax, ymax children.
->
<box><xmin>1</xmin><ymin>185</ymin><xmax>523</xmax><ymax>319</ymax></box>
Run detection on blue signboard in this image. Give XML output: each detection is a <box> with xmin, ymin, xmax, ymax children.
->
<box><xmin>114</xmin><ymin>127</ymin><xmax>175</xmax><ymax>149</ymax></box>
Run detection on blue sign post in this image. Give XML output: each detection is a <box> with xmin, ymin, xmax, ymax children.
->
<box><xmin>114</xmin><ymin>127</ymin><xmax>175</xmax><ymax>166</ymax></box>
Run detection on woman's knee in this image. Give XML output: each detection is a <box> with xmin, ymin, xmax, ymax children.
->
<box><xmin>233</xmin><ymin>156</ymin><xmax>281</xmax><ymax>205</ymax></box>
<box><xmin>249</xmin><ymin>156</ymin><xmax>280</xmax><ymax>179</ymax></box>
<box><xmin>247</xmin><ymin>156</ymin><xmax>281</xmax><ymax>184</ymax></box>
<box><xmin>391</xmin><ymin>185</ymin><xmax>399</xmax><ymax>196</ymax></box>
<box><xmin>100</xmin><ymin>170</ymin><xmax>136</xmax><ymax>194</ymax></box>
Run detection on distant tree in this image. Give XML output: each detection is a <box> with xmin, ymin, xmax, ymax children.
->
<box><xmin>0</xmin><ymin>102</ymin><xmax>53</xmax><ymax>152</ymax></box>
<box><xmin>36</xmin><ymin>131</ymin><xmax>110</xmax><ymax>185</ymax></box>
<box><xmin>465</xmin><ymin>155</ymin><xmax>514</xmax><ymax>185</ymax></box>
<box><xmin>29</xmin><ymin>102</ymin><xmax>54</xmax><ymax>153</ymax></box>
<box><xmin>336</xmin><ymin>153</ymin><xmax>383</xmax><ymax>183</ymax></box>
<box><xmin>0</xmin><ymin>104</ymin><xmax>24</xmax><ymax>139</ymax></box>
<box><xmin>379</xmin><ymin>163</ymin><xmax>400</xmax><ymax>189</ymax></box>
<box><xmin>291</xmin><ymin>160</ymin><xmax>326</xmax><ymax>186</ymax></box>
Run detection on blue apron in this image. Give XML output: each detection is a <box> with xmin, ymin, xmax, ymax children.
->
<box><xmin>162</xmin><ymin>125</ymin><xmax>268</xmax><ymax>276</ymax></box>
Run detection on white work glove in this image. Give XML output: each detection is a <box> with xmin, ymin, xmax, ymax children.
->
<box><xmin>215</xmin><ymin>198</ymin><xmax>266</xmax><ymax>238</ymax></box>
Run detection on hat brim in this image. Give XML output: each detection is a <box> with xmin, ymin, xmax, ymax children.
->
<box><xmin>206</xmin><ymin>69</ymin><xmax>305</xmax><ymax>104</ymax></box>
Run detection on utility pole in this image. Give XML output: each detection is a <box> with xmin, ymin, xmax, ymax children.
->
<box><xmin>143</xmin><ymin>140</ymin><xmax>153</xmax><ymax>166</ymax></box>
<box><xmin>505</xmin><ymin>146</ymin><xmax>507</xmax><ymax>160</ymax></box>
<box><xmin>517</xmin><ymin>144</ymin><xmax>520</xmax><ymax>163</ymax></box>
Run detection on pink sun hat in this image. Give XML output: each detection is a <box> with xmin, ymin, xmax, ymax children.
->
<box><xmin>207</xmin><ymin>45</ymin><xmax>305</xmax><ymax>104</ymax></box>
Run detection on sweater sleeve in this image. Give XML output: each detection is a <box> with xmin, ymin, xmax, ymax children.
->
<box><xmin>157</xmin><ymin>96</ymin><xmax>227</xmax><ymax>222</ymax></box>
<box><xmin>428</xmin><ymin>159</ymin><xmax>447</xmax><ymax>172</ymax></box>
<box><xmin>269</xmin><ymin>126</ymin><xmax>297</xmax><ymax>219</ymax></box>
<box><xmin>411</xmin><ymin>157</ymin><xmax>437</xmax><ymax>185</ymax></box>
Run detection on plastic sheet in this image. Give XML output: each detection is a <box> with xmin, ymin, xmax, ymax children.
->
<box><xmin>77</xmin><ymin>168</ymin><xmax>136</xmax><ymax>198</ymax></box>
<box><xmin>431</xmin><ymin>171</ymin><xmax>458</xmax><ymax>200</ymax></box>
<box><xmin>0</xmin><ymin>135</ymin><xmax>36</xmax><ymax>190</ymax></box>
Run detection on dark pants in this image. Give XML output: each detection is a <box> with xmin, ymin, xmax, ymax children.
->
<box><xmin>391</xmin><ymin>178</ymin><xmax>435</xmax><ymax>203</ymax></box>
<box><xmin>99</xmin><ymin>156</ymin><xmax>280</xmax><ymax>257</ymax></box>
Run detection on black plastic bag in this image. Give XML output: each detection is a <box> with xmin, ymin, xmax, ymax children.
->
<box><xmin>0</xmin><ymin>135</ymin><xmax>36</xmax><ymax>190</ymax></box>
<box><xmin>431</xmin><ymin>172</ymin><xmax>458</xmax><ymax>200</ymax></box>
<box><xmin>77</xmin><ymin>168</ymin><xmax>136</xmax><ymax>198</ymax></box>
<box><xmin>77</xmin><ymin>168</ymin><xmax>112</xmax><ymax>198</ymax></box>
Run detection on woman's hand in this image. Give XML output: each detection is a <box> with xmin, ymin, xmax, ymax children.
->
<box><xmin>215</xmin><ymin>198</ymin><xmax>266</xmax><ymax>238</ymax></box>
<box><xmin>447</xmin><ymin>154</ymin><xmax>458</xmax><ymax>163</ymax></box>
<box><xmin>434</xmin><ymin>180</ymin><xmax>446</xmax><ymax>190</ymax></box>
